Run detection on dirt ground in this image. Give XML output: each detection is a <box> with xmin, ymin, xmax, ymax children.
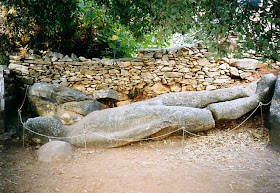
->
<box><xmin>1</xmin><ymin>112</ymin><xmax>280</xmax><ymax>193</ymax></box>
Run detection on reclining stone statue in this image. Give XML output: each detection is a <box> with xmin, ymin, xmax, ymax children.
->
<box><xmin>24</xmin><ymin>73</ymin><xmax>276</xmax><ymax>147</ymax></box>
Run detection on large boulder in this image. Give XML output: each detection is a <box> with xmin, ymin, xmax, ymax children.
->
<box><xmin>67</xmin><ymin>101</ymin><xmax>215</xmax><ymax>147</ymax></box>
<box><xmin>37</xmin><ymin>141</ymin><xmax>73</xmax><ymax>162</ymax></box>
<box><xmin>28</xmin><ymin>83</ymin><xmax>103</xmax><ymax>125</ymax></box>
<box><xmin>24</xmin><ymin>101</ymin><xmax>215</xmax><ymax>147</ymax></box>
<box><xmin>28</xmin><ymin>83</ymin><xmax>90</xmax><ymax>104</ymax></box>
<box><xmin>24</xmin><ymin>117</ymin><xmax>66</xmax><ymax>144</ymax></box>
<box><xmin>149</xmin><ymin>86</ymin><xmax>251</xmax><ymax>108</ymax></box>
<box><xmin>207</xmin><ymin>74</ymin><xmax>276</xmax><ymax>121</ymax></box>
<box><xmin>207</xmin><ymin>96</ymin><xmax>259</xmax><ymax>121</ymax></box>
<box><xmin>55</xmin><ymin>100</ymin><xmax>103</xmax><ymax>125</ymax></box>
<box><xmin>255</xmin><ymin>73</ymin><xmax>277</xmax><ymax>102</ymax></box>
<box><xmin>268</xmin><ymin>73</ymin><xmax>280</xmax><ymax>150</ymax></box>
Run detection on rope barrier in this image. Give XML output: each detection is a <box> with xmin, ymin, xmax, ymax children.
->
<box><xmin>18</xmin><ymin>85</ymin><xmax>29</xmax><ymax>149</ymax></box>
<box><xmin>18</xmin><ymin>85</ymin><xmax>272</xmax><ymax>147</ymax></box>
<box><xmin>19</xmin><ymin>117</ymin><xmax>84</xmax><ymax>140</ymax></box>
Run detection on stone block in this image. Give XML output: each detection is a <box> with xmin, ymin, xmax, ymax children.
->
<box><xmin>164</xmin><ymin>72</ymin><xmax>183</xmax><ymax>78</ymax></box>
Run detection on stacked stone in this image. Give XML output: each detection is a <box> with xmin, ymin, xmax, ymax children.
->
<box><xmin>137</xmin><ymin>46</ymin><xmax>233</xmax><ymax>95</ymax></box>
<box><xmin>8</xmin><ymin>45</ymin><xmax>268</xmax><ymax>100</ymax></box>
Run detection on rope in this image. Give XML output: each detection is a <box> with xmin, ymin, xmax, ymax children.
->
<box><xmin>225</xmin><ymin>100</ymin><xmax>272</xmax><ymax>134</ymax></box>
<box><xmin>19</xmin><ymin>99</ymin><xmax>271</xmax><ymax>143</ymax></box>
<box><xmin>19</xmin><ymin>85</ymin><xmax>29</xmax><ymax>149</ymax></box>
<box><xmin>182</xmin><ymin>100</ymin><xmax>272</xmax><ymax>138</ymax></box>
<box><xmin>83</xmin><ymin>123</ymin><xmax>87</xmax><ymax>152</ymax></box>
<box><xmin>181</xmin><ymin>127</ymin><xmax>185</xmax><ymax>153</ymax></box>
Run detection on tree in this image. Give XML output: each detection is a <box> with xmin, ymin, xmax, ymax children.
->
<box><xmin>2</xmin><ymin>0</ymin><xmax>279</xmax><ymax>60</ymax></box>
<box><xmin>97</xmin><ymin>0</ymin><xmax>280</xmax><ymax>60</ymax></box>
<box><xmin>1</xmin><ymin>0</ymin><xmax>165</xmax><ymax>59</ymax></box>
<box><xmin>2</xmin><ymin>0</ymin><xmax>79</xmax><ymax>54</ymax></box>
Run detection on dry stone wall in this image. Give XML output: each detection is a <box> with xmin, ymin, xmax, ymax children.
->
<box><xmin>7</xmin><ymin>43</ymin><xmax>266</xmax><ymax>100</ymax></box>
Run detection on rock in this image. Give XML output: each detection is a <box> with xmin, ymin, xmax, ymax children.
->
<box><xmin>25</xmin><ymin>102</ymin><xmax>215</xmax><ymax>148</ymax></box>
<box><xmin>206</xmin><ymin>71</ymin><xmax>220</xmax><ymax>78</ymax></box>
<box><xmin>79</xmin><ymin>56</ymin><xmax>89</xmax><ymax>62</ymax></box>
<box><xmin>240</xmin><ymin>72</ymin><xmax>252</xmax><ymax>79</ymax></box>
<box><xmin>28</xmin><ymin>83</ymin><xmax>102</xmax><ymax>125</ymax></box>
<box><xmin>9</xmin><ymin>55</ymin><xmax>21</xmax><ymax>61</ymax></box>
<box><xmin>207</xmin><ymin>73</ymin><xmax>276</xmax><ymax>121</ymax></box>
<box><xmin>269</xmin><ymin>73</ymin><xmax>280</xmax><ymax>150</ymax></box>
<box><xmin>206</xmin><ymin>85</ymin><xmax>217</xmax><ymax>91</ymax></box>
<box><xmin>170</xmin><ymin>84</ymin><xmax>182</xmax><ymax>92</ymax></box>
<box><xmin>60</xmin><ymin>100</ymin><xmax>103</xmax><ymax>116</ymax></box>
<box><xmin>92</xmin><ymin>89</ymin><xmax>120</xmax><ymax>101</ymax></box>
<box><xmin>8</xmin><ymin>64</ymin><xmax>29</xmax><ymax>75</ymax></box>
<box><xmin>152</xmin><ymin>83</ymin><xmax>170</xmax><ymax>94</ymax></box>
<box><xmin>71</xmin><ymin>53</ymin><xmax>79</xmax><ymax>61</ymax></box>
<box><xmin>117</xmin><ymin>100</ymin><xmax>131</xmax><ymax>107</ymax></box>
<box><xmin>118</xmin><ymin>61</ymin><xmax>131</xmax><ymax>67</ymax></box>
<box><xmin>231</xmin><ymin>59</ymin><xmax>261</xmax><ymax>71</ymax></box>
<box><xmin>213</xmin><ymin>78</ymin><xmax>229</xmax><ymax>85</ymax></box>
<box><xmin>37</xmin><ymin>141</ymin><xmax>73</xmax><ymax>162</ymax></box>
<box><xmin>55</xmin><ymin>109</ymin><xmax>84</xmax><ymax>125</ymax></box>
<box><xmin>102</xmin><ymin>59</ymin><xmax>114</xmax><ymax>66</ymax></box>
<box><xmin>55</xmin><ymin>100</ymin><xmax>103</xmax><ymax>125</ymax></box>
<box><xmin>256</xmin><ymin>63</ymin><xmax>268</xmax><ymax>69</ymax></box>
<box><xmin>207</xmin><ymin>96</ymin><xmax>259</xmax><ymax>121</ymax></box>
<box><xmin>51</xmin><ymin>56</ymin><xmax>58</xmax><ymax>62</ymax></box>
<box><xmin>163</xmin><ymin>72</ymin><xmax>183</xmax><ymax>78</ymax></box>
<box><xmin>59</xmin><ymin>55</ymin><xmax>73</xmax><ymax>62</ymax></box>
<box><xmin>154</xmin><ymin>52</ymin><xmax>163</xmax><ymax>59</ymax></box>
<box><xmin>255</xmin><ymin>73</ymin><xmax>276</xmax><ymax>103</ymax></box>
<box><xmin>150</xmin><ymin>86</ymin><xmax>249</xmax><ymax>108</ymax></box>
<box><xmin>229</xmin><ymin>67</ymin><xmax>239</xmax><ymax>77</ymax></box>
<box><xmin>66</xmin><ymin>101</ymin><xmax>215</xmax><ymax>147</ymax></box>
<box><xmin>219</xmin><ymin>63</ymin><xmax>229</xmax><ymax>70</ymax></box>
<box><xmin>24</xmin><ymin>54</ymin><xmax>37</xmax><ymax>60</ymax></box>
<box><xmin>179</xmin><ymin>68</ymin><xmax>191</xmax><ymax>73</ymax></box>
<box><xmin>24</xmin><ymin>117</ymin><xmax>66</xmax><ymax>144</ymax></box>
<box><xmin>161</xmin><ymin>67</ymin><xmax>173</xmax><ymax>72</ymax></box>
<box><xmin>142</xmin><ymin>72</ymin><xmax>154</xmax><ymax>80</ymax></box>
<box><xmin>28</xmin><ymin>83</ymin><xmax>90</xmax><ymax>106</ymax></box>
<box><xmin>197</xmin><ymin>58</ymin><xmax>210</xmax><ymax>66</ymax></box>
<box><xmin>21</xmin><ymin>76</ymin><xmax>34</xmax><ymax>85</ymax></box>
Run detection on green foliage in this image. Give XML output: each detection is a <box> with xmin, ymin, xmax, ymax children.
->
<box><xmin>3</xmin><ymin>0</ymin><xmax>79</xmax><ymax>54</ymax></box>
<box><xmin>1</xmin><ymin>0</ymin><xmax>168</xmax><ymax>59</ymax></box>
<box><xmin>1</xmin><ymin>0</ymin><xmax>279</xmax><ymax>60</ymax></box>
<box><xmin>0</xmin><ymin>3</ymin><xmax>11</xmax><ymax>65</ymax></box>
<box><xmin>96</xmin><ymin>0</ymin><xmax>280</xmax><ymax>60</ymax></box>
<box><xmin>76</xmin><ymin>0</ymin><xmax>139</xmax><ymax>58</ymax></box>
